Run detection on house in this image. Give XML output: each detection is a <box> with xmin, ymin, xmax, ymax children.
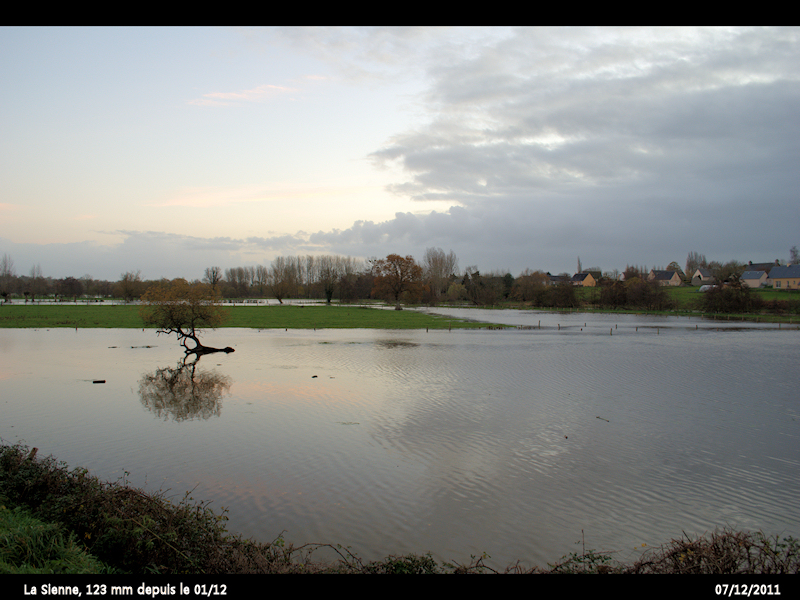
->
<box><xmin>648</xmin><ymin>270</ymin><xmax>682</xmax><ymax>286</ymax></box>
<box><xmin>743</xmin><ymin>261</ymin><xmax>779</xmax><ymax>286</ymax></box>
<box><xmin>571</xmin><ymin>272</ymin><xmax>596</xmax><ymax>287</ymax></box>
<box><xmin>691</xmin><ymin>268</ymin><xmax>715</xmax><ymax>286</ymax></box>
<box><xmin>547</xmin><ymin>273</ymin><xmax>571</xmax><ymax>286</ymax></box>
<box><xmin>744</xmin><ymin>260</ymin><xmax>779</xmax><ymax>275</ymax></box>
<box><xmin>741</xmin><ymin>270</ymin><xmax>768</xmax><ymax>288</ymax></box>
<box><xmin>769</xmin><ymin>265</ymin><xmax>800</xmax><ymax>290</ymax></box>
<box><xmin>585</xmin><ymin>270</ymin><xmax>602</xmax><ymax>282</ymax></box>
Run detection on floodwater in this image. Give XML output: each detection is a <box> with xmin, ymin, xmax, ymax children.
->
<box><xmin>1</xmin><ymin>309</ymin><xmax>798</xmax><ymax>569</ymax></box>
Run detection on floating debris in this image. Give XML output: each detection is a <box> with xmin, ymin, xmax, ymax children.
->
<box><xmin>596</xmin><ymin>416</ymin><xmax>610</xmax><ymax>422</ymax></box>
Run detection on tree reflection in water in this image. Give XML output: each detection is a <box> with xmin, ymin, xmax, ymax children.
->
<box><xmin>138</xmin><ymin>357</ymin><xmax>232</xmax><ymax>421</ymax></box>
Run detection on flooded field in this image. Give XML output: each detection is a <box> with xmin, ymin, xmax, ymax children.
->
<box><xmin>1</xmin><ymin>310</ymin><xmax>798</xmax><ymax>569</ymax></box>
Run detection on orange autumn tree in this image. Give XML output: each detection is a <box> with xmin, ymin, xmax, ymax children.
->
<box><xmin>371</xmin><ymin>254</ymin><xmax>424</xmax><ymax>310</ymax></box>
<box><xmin>140</xmin><ymin>278</ymin><xmax>233</xmax><ymax>359</ymax></box>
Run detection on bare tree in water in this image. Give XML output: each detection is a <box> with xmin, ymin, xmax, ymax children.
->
<box><xmin>140</xmin><ymin>278</ymin><xmax>234</xmax><ymax>359</ymax></box>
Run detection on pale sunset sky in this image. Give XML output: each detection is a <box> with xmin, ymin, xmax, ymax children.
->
<box><xmin>1</xmin><ymin>26</ymin><xmax>798</xmax><ymax>280</ymax></box>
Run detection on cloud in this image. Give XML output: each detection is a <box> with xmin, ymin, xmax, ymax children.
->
<box><xmin>1</xmin><ymin>230</ymin><xmax>322</xmax><ymax>281</ymax></box>
<box><xmin>189</xmin><ymin>83</ymin><xmax>299</xmax><ymax>106</ymax></box>
<box><xmin>4</xmin><ymin>27</ymin><xmax>799</xmax><ymax>280</ymax></box>
<box><xmin>0</xmin><ymin>203</ymin><xmax>22</xmax><ymax>224</ymax></box>
<box><xmin>148</xmin><ymin>186</ymin><xmax>270</xmax><ymax>209</ymax></box>
<box><xmin>351</xmin><ymin>27</ymin><xmax>800</xmax><ymax>271</ymax></box>
<box><xmin>258</xmin><ymin>26</ymin><xmax>515</xmax><ymax>85</ymax></box>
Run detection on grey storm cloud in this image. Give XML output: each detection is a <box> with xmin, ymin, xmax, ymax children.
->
<box><xmin>309</xmin><ymin>207</ymin><xmax>485</xmax><ymax>249</ymax></box>
<box><xmin>346</xmin><ymin>27</ymin><xmax>800</xmax><ymax>273</ymax></box>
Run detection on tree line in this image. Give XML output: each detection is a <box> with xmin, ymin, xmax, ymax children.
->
<box><xmin>202</xmin><ymin>255</ymin><xmax>370</xmax><ymax>304</ymax></box>
<box><xmin>0</xmin><ymin>253</ymin><xmax>373</xmax><ymax>305</ymax></box>
<box><xmin>2</xmin><ymin>247</ymin><xmax>798</xmax><ymax>314</ymax></box>
<box><xmin>0</xmin><ymin>254</ymin><xmax>115</xmax><ymax>302</ymax></box>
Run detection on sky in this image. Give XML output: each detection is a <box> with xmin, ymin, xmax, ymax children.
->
<box><xmin>1</xmin><ymin>26</ymin><xmax>799</xmax><ymax>281</ymax></box>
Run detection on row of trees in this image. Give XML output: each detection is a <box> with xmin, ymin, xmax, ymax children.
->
<box><xmin>0</xmin><ymin>250</ymin><xmax>458</xmax><ymax>307</ymax></box>
<box><xmin>204</xmin><ymin>249</ymin><xmax>461</xmax><ymax>307</ymax></box>
<box><xmin>0</xmin><ymin>254</ymin><xmax>118</xmax><ymax>301</ymax></box>
<box><xmin>133</xmin><ymin>250</ymin><xmax>800</xmax><ymax>367</ymax></box>
<box><xmin>0</xmin><ymin>253</ymin><xmax>373</xmax><ymax>305</ymax></box>
<box><xmin>3</xmin><ymin>246</ymin><xmax>798</xmax><ymax>309</ymax></box>
<box><xmin>203</xmin><ymin>255</ymin><xmax>372</xmax><ymax>304</ymax></box>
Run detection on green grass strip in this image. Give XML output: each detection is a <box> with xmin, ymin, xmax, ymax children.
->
<box><xmin>0</xmin><ymin>304</ymin><xmax>500</xmax><ymax>330</ymax></box>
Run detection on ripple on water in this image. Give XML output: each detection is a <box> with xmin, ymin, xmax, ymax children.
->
<box><xmin>0</xmin><ymin>325</ymin><xmax>797</xmax><ymax>568</ymax></box>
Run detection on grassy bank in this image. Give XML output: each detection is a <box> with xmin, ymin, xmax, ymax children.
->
<box><xmin>0</xmin><ymin>498</ymin><xmax>113</xmax><ymax>574</ymax></box>
<box><xmin>1</xmin><ymin>442</ymin><xmax>798</xmax><ymax>574</ymax></box>
<box><xmin>0</xmin><ymin>304</ymin><xmax>500</xmax><ymax>330</ymax></box>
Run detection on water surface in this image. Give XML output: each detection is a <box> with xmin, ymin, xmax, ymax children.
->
<box><xmin>1</xmin><ymin>311</ymin><xmax>797</xmax><ymax>569</ymax></box>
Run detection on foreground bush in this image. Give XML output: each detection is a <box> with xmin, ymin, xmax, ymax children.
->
<box><xmin>0</xmin><ymin>443</ymin><xmax>290</xmax><ymax>574</ymax></box>
<box><xmin>538</xmin><ymin>531</ymin><xmax>800</xmax><ymax>574</ymax></box>
<box><xmin>1</xmin><ymin>443</ymin><xmax>798</xmax><ymax>574</ymax></box>
<box><xmin>0</xmin><ymin>500</ymin><xmax>111</xmax><ymax>574</ymax></box>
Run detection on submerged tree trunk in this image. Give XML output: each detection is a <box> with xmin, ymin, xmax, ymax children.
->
<box><xmin>189</xmin><ymin>344</ymin><xmax>235</xmax><ymax>357</ymax></box>
<box><xmin>162</xmin><ymin>328</ymin><xmax>234</xmax><ymax>359</ymax></box>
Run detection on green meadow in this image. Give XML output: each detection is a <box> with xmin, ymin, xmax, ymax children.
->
<box><xmin>0</xmin><ymin>304</ymin><xmax>499</xmax><ymax>330</ymax></box>
<box><xmin>3</xmin><ymin>287</ymin><xmax>797</xmax><ymax>330</ymax></box>
<box><xmin>576</xmin><ymin>285</ymin><xmax>793</xmax><ymax>309</ymax></box>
